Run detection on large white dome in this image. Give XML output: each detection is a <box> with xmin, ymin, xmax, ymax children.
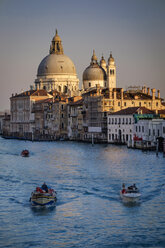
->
<box><xmin>37</xmin><ymin>54</ymin><xmax>77</xmax><ymax>76</ymax></box>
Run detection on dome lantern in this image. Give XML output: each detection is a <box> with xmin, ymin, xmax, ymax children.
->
<box><xmin>91</xmin><ymin>49</ymin><xmax>98</xmax><ymax>65</ymax></box>
<box><xmin>49</xmin><ymin>29</ymin><xmax>64</xmax><ymax>55</ymax></box>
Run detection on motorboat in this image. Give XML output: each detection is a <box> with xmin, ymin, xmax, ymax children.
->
<box><xmin>21</xmin><ymin>149</ymin><xmax>29</xmax><ymax>157</ymax></box>
<box><xmin>120</xmin><ymin>184</ymin><xmax>141</xmax><ymax>203</ymax></box>
<box><xmin>30</xmin><ymin>184</ymin><xmax>57</xmax><ymax>206</ymax></box>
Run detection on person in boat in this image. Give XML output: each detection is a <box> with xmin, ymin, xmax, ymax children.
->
<box><xmin>122</xmin><ymin>183</ymin><xmax>126</xmax><ymax>194</ymax></box>
<box><xmin>41</xmin><ymin>182</ymin><xmax>48</xmax><ymax>193</ymax></box>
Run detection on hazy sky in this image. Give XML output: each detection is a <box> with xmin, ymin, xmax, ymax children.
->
<box><xmin>0</xmin><ymin>0</ymin><xmax>165</xmax><ymax>111</ymax></box>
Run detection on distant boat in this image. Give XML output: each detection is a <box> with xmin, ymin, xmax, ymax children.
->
<box><xmin>21</xmin><ymin>149</ymin><xmax>29</xmax><ymax>157</ymax></box>
<box><xmin>120</xmin><ymin>184</ymin><xmax>141</xmax><ymax>203</ymax></box>
<box><xmin>30</xmin><ymin>184</ymin><xmax>57</xmax><ymax>206</ymax></box>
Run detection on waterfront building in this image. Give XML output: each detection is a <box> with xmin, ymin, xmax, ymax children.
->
<box><xmin>31</xmin><ymin>98</ymin><xmax>53</xmax><ymax>140</ymax></box>
<box><xmin>10</xmin><ymin>89</ymin><xmax>52</xmax><ymax>139</ymax></box>
<box><xmin>134</xmin><ymin>118</ymin><xmax>165</xmax><ymax>148</ymax></box>
<box><xmin>67</xmin><ymin>97</ymin><xmax>83</xmax><ymax>140</ymax></box>
<box><xmin>107</xmin><ymin>107</ymin><xmax>157</xmax><ymax>147</ymax></box>
<box><xmin>45</xmin><ymin>96</ymin><xmax>68</xmax><ymax>140</ymax></box>
<box><xmin>0</xmin><ymin>113</ymin><xmax>5</xmax><ymax>134</ymax></box>
<box><xmin>1</xmin><ymin>113</ymin><xmax>10</xmax><ymax>137</ymax></box>
<box><xmin>34</xmin><ymin>30</ymin><xmax>79</xmax><ymax>97</ymax></box>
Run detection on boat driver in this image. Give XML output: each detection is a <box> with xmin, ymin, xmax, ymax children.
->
<box><xmin>41</xmin><ymin>182</ymin><xmax>48</xmax><ymax>193</ymax></box>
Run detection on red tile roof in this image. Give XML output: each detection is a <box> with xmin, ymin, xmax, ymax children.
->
<box><xmin>109</xmin><ymin>107</ymin><xmax>155</xmax><ymax>115</ymax></box>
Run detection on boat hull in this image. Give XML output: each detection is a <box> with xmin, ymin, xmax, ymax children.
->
<box><xmin>31</xmin><ymin>193</ymin><xmax>57</xmax><ymax>206</ymax></box>
<box><xmin>120</xmin><ymin>191</ymin><xmax>141</xmax><ymax>202</ymax></box>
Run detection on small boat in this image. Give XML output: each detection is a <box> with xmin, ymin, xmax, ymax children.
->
<box><xmin>21</xmin><ymin>149</ymin><xmax>29</xmax><ymax>157</ymax></box>
<box><xmin>120</xmin><ymin>183</ymin><xmax>141</xmax><ymax>203</ymax></box>
<box><xmin>30</xmin><ymin>184</ymin><xmax>57</xmax><ymax>206</ymax></box>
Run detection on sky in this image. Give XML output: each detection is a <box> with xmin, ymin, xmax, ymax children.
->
<box><xmin>0</xmin><ymin>0</ymin><xmax>165</xmax><ymax>111</ymax></box>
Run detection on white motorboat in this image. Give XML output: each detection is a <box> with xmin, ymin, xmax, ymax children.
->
<box><xmin>30</xmin><ymin>184</ymin><xmax>57</xmax><ymax>206</ymax></box>
<box><xmin>120</xmin><ymin>184</ymin><xmax>141</xmax><ymax>203</ymax></box>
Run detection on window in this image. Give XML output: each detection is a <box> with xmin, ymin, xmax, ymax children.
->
<box><xmin>126</xmin><ymin>134</ymin><xmax>128</xmax><ymax>141</ymax></box>
<box><xmin>139</xmin><ymin>102</ymin><xmax>141</xmax><ymax>107</ymax></box>
<box><xmin>153</xmin><ymin>129</ymin><xmax>155</xmax><ymax>136</ymax></box>
<box><xmin>109</xmin><ymin>134</ymin><xmax>111</xmax><ymax>140</ymax></box>
<box><xmin>124</xmin><ymin>102</ymin><xmax>127</xmax><ymax>107</ymax></box>
<box><xmin>163</xmin><ymin>127</ymin><xmax>165</xmax><ymax>134</ymax></box>
<box><xmin>156</xmin><ymin>102</ymin><xmax>158</xmax><ymax>106</ymax></box>
<box><xmin>61</xmin><ymin>104</ymin><xmax>64</xmax><ymax>110</ymax></box>
<box><xmin>89</xmin><ymin>82</ymin><xmax>91</xmax><ymax>87</ymax></box>
<box><xmin>142</xmin><ymin>126</ymin><xmax>144</xmax><ymax>132</ymax></box>
<box><xmin>149</xmin><ymin>129</ymin><xmax>151</xmax><ymax>136</ymax></box>
<box><xmin>112</xmin><ymin>118</ymin><xmax>114</xmax><ymax>124</ymax></box>
<box><xmin>118</xmin><ymin>102</ymin><xmax>120</xmax><ymax>106</ymax></box>
<box><xmin>139</xmin><ymin>126</ymin><xmax>141</xmax><ymax>132</ymax></box>
<box><xmin>129</xmin><ymin>118</ymin><xmax>131</xmax><ymax>124</ymax></box>
<box><xmin>61</xmin><ymin>113</ymin><xmax>64</xmax><ymax>118</ymax></box>
<box><xmin>157</xmin><ymin>129</ymin><xmax>159</xmax><ymax>136</ymax></box>
<box><xmin>115</xmin><ymin>118</ymin><xmax>117</xmax><ymax>124</ymax></box>
<box><xmin>112</xmin><ymin>134</ymin><xmax>114</xmax><ymax>140</ymax></box>
<box><xmin>61</xmin><ymin>123</ymin><xmax>64</xmax><ymax>129</ymax></box>
<box><xmin>123</xmin><ymin>134</ymin><xmax>125</xmax><ymax>141</ymax></box>
<box><xmin>122</xmin><ymin>118</ymin><xmax>125</xmax><ymax>124</ymax></box>
<box><xmin>109</xmin><ymin>118</ymin><xmax>111</xmax><ymax>124</ymax></box>
<box><xmin>64</xmin><ymin>86</ymin><xmax>67</xmax><ymax>93</ymax></box>
<box><xmin>126</xmin><ymin>118</ymin><xmax>128</xmax><ymax>124</ymax></box>
<box><xmin>119</xmin><ymin>118</ymin><xmax>121</xmax><ymax>124</ymax></box>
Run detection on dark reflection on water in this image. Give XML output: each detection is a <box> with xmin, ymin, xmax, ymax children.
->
<box><xmin>0</xmin><ymin>137</ymin><xmax>165</xmax><ymax>248</ymax></box>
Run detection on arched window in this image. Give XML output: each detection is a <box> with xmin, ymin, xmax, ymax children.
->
<box><xmin>59</xmin><ymin>86</ymin><xmax>61</xmax><ymax>92</ymax></box>
<box><xmin>64</xmin><ymin>86</ymin><xmax>67</xmax><ymax>93</ymax></box>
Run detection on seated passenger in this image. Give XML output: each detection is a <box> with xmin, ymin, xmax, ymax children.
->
<box><xmin>122</xmin><ymin>183</ymin><xmax>126</xmax><ymax>194</ymax></box>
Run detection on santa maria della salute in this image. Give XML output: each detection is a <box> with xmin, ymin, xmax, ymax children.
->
<box><xmin>2</xmin><ymin>30</ymin><xmax>165</xmax><ymax>149</ymax></box>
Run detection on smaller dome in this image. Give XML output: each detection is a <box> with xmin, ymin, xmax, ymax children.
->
<box><xmin>83</xmin><ymin>63</ymin><xmax>106</xmax><ymax>81</ymax></box>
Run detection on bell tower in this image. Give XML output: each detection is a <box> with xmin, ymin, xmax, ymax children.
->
<box><xmin>107</xmin><ymin>52</ymin><xmax>116</xmax><ymax>88</ymax></box>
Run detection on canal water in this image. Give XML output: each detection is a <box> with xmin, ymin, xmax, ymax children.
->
<box><xmin>0</xmin><ymin>137</ymin><xmax>165</xmax><ymax>248</ymax></box>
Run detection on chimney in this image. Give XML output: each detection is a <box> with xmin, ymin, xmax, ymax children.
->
<box><xmin>157</xmin><ymin>89</ymin><xmax>160</xmax><ymax>99</ymax></box>
<box><xmin>113</xmin><ymin>89</ymin><xmax>116</xmax><ymax>101</ymax></box>
<box><xmin>151</xmin><ymin>88</ymin><xmax>156</xmax><ymax>100</ymax></box>
<box><xmin>147</xmin><ymin>87</ymin><xmax>150</xmax><ymax>95</ymax></box>
<box><xmin>121</xmin><ymin>88</ymin><xmax>124</xmax><ymax>100</ymax></box>
<box><xmin>109</xmin><ymin>88</ymin><xmax>112</xmax><ymax>99</ymax></box>
<box><xmin>142</xmin><ymin>86</ymin><xmax>144</xmax><ymax>93</ymax></box>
